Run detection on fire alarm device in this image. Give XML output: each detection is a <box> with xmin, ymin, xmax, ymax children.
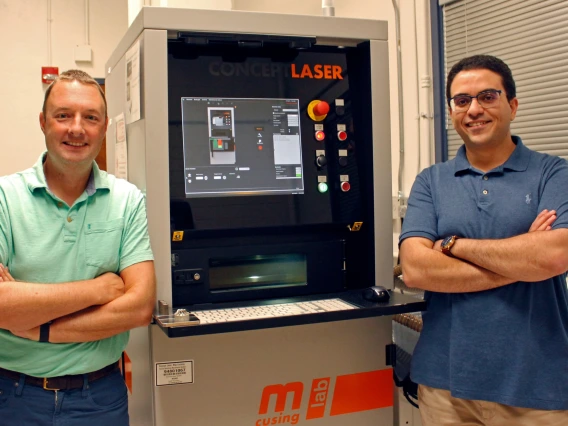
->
<box><xmin>41</xmin><ymin>67</ymin><xmax>59</xmax><ymax>84</ymax></box>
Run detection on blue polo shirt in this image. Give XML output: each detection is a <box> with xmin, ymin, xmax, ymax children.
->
<box><xmin>400</xmin><ymin>136</ymin><xmax>568</xmax><ymax>410</ymax></box>
<box><xmin>0</xmin><ymin>153</ymin><xmax>154</xmax><ymax>377</ymax></box>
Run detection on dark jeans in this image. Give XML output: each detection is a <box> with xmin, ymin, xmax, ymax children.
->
<box><xmin>0</xmin><ymin>369</ymin><xmax>129</xmax><ymax>425</ymax></box>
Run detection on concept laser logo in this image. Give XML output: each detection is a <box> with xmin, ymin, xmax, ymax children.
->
<box><xmin>256</xmin><ymin>369</ymin><xmax>392</xmax><ymax>425</ymax></box>
<box><xmin>290</xmin><ymin>64</ymin><xmax>343</xmax><ymax>80</ymax></box>
<box><xmin>208</xmin><ymin>62</ymin><xmax>344</xmax><ymax>80</ymax></box>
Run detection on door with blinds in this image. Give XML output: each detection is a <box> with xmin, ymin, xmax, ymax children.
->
<box><xmin>440</xmin><ymin>0</ymin><xmax>568</xmax><ymax>160</ymax></box>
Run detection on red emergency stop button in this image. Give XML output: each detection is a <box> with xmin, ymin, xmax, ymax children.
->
<box><xmin>315</xmin><ymin>131</ymin><xmax>325</xmax><ymax>141</ymax></box>
<box><xmin>338</xmin><ymin>131</ymin><xmax>348</xmax><ymax>141</ymax></box>
<box><xmin>341</xmin><ymin>181</ymin><xmax>351</xmax><ymax>192</ymax></box>
<box><xmin>308</xmin><ymin>100</ymin><xmax>330</xmax><ymax>122</ymax></box>
<box><xmin>313</xmin><ymin>101</ymin><xmax>330</xmax><ymax>116</ymax></box>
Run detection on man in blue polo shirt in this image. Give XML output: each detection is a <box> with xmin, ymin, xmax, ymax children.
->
<box><xmin>0</xmin><ymin>70</ymin><xmax>156</xmax><ymax>425</ymax></box>
<box><xmin>400</xmin><ymin>55</ymin><xmax>568</xmax><ymax>425</ymax></box>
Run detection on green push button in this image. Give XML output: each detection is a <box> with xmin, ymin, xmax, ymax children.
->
<box><xmin>318</xmin><ymin>182</ymin><xmax>328</xmax><ymax>193</ymax></box>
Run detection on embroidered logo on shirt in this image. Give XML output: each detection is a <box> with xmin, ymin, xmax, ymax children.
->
<box><xmin>526</xmin><ymin>194</ymin><xmax>532</xmax><ymax>204</ymax></box>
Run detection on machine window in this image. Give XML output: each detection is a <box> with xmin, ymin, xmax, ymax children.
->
<box><xmin>209</xmin><ymin>254</ymin><xmax>307</xmax><ymax>291</ymax></box>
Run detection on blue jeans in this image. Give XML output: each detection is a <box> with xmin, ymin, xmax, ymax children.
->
<box><xmin>0</xmin><ymin>369</ymin><xmax>129</xmax><ymax>425</ymax></box>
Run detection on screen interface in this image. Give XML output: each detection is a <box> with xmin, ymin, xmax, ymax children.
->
<box><xmin>181</xmin><ymin>97</ymin><xmax>304</xmax><ymax>197</ymax></box>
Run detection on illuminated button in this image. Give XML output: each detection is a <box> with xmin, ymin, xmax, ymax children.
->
<box><xmin>193</xmin><ymin>273</ymin><xmax>201</xmax><ymax>281</ymax></box>
<box><xmin>318</xmin><ymin>182</ymin><xmax>329</xmax><ymax>193</ymax></box>
<box><xmin>337</xmin><ymin>131</ymin><xmax>348</xmax><ymax>141</ymax></box>
<box><xmin>341</xmin><ymin>181</ymin><xmax>351</xmax><ymax>192</ymax></box>
<box><xmin>313</xmin><ymin>101</ymin><xmax>330</xmax><ymax>116</ymax></box>
<box><xmin>315</xmin><ymin>130</ymin><xmax>325</xmax><ymax>141</ymax></box>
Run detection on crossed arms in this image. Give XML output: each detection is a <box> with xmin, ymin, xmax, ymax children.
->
<box><xmin>0</xmin><ymin>261</ymin><xmax>156</xmax><ymax>343</ymax></box>
<box><xmin>400</xmin><ymin>209</ymin><xmax>568</xmax><ymax>293</ymax></box>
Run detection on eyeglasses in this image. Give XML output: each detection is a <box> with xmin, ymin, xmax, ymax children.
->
<box><xmin>449</xmin><ymin>89</ymin><xmax>503</xmax><ymax>112</ymax></box>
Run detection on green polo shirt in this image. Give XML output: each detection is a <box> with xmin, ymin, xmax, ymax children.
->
<box><xmin>0</xmin><ymin>153</ymin><xmax>154</xmax><ymax>377</ymax></box>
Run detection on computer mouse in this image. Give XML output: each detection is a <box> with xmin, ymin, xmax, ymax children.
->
<box><xmin>362</xmin><ymin>286</ymin><xmax>391</xmax><ymax>303</ymax></box>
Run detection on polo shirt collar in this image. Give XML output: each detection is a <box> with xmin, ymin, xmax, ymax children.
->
<box><xmin>454</xmin><ymin>135</ymin><xmax>530</xmax><ymax>175</ymax></box>
<box><xmin>26</xmin><ymin>152</ymin><xmax>110</xmax><ymax>195</ymax></box>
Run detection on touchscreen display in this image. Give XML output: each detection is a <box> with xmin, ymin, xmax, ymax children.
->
<box><xmin>181</xmin><ymin>97</ymin><xmax>304</xmax><ymax>197</ymax></box>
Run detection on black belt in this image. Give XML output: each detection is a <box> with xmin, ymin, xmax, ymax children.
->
<box><xmin>0</xmin><ymin>362</ymin><xmax>119</xmax><ymax>391</ymax></box>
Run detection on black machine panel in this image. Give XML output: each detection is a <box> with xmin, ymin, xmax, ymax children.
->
<box><xmin>167</xmin><ymin>34</ymin><xmax>377</xmax><ymax>307</ymax></box>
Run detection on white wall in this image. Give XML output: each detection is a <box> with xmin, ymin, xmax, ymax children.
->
<box><xmin>0</xmin><ymin>0</ymin><xmax>128</xmax><ymax>175</ymax></box>
<box><xmin>127</xmin><ymin>0</ymin><xmax>233</xmax><ymax>25</ymax></box>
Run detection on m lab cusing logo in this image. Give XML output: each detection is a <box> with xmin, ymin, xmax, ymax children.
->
<box><xmin>255</xmin><ymin>369</ymin><xmax>393</xmax><ymax>426</ymax></box>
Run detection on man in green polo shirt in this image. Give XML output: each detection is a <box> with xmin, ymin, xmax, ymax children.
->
<box><xmin>0</xmin><ymin>70</ymin><xmax>155</xmax><ymax>425</ymax></box>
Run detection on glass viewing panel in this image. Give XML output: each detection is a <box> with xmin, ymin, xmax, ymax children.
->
<box><xmin>208</xmin><ymin>254</ymin><xmax>307</xmax><ymax>292</ymax></box>
<box><xmin>181</xmin><ymin>97</ymin><xmax>304</xmax><ymax>197</ymax></box>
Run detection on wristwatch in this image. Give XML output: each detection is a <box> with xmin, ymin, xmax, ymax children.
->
<box><xmin>39</xmin><ymin>320</ymin><xmax>53</xmax><ymax>343</ymax></box>
<box><xmin>441</xmin><ymin>235</ymin><xmax>459</xmax><ymax>257</ymax></box>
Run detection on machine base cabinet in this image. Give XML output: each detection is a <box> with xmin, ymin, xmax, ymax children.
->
<box><xmin>147</xmin><ymin>316</ymin><xmax>393</xmax><ymax>426</ymax></box>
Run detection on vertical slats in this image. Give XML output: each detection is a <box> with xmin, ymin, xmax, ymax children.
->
<box><xmin>442</xmin><ymin>0</ymin><xmax>568</xmax><ymax>160</ymax></box>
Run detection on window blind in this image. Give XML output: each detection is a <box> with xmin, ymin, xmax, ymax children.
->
<box><xmin>441</xmin><ymin>0</ymin><xmax>568</xmax><ymax>160</ymax></box>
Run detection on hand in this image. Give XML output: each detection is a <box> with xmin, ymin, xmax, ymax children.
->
<box><xmin>0</xmin><ymin>264</ymin><xmax>15</xmax><ymax>282</ymax></box>
<box><xmin>95</xmin><ymin>272</ymin><xmax>125</xmax><ymax>304</ymax></box>
<box><xmin>529</xmin><ymin>209</ymin><xmax>556</xmax><ymax>232</ymax></box>
<box><xmin>10</xmin><ymin>326</ymin><xmax>40</xmax><ymax>341</ymax></box>
<box><xmin>433</xmin><ymin>239</ymin><xmax>443</xmax><ymax>252</ymax></box>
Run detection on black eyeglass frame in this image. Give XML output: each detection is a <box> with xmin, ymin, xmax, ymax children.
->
<box><xmin>448</xmin><ymin>89</ymin><xmax>503</xmax><ymax>111</ymax></box>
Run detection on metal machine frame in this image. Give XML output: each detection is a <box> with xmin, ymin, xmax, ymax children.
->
<box><xmin>105</xmin><ymin>8</ymin><xmax>424</xmax><ymax>426</ymax></box>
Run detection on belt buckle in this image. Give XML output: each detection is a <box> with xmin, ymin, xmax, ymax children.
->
<box><xmin>43</xmin><ymin>378</ymin><xmax>60</xmax><ymax>391</ymax></box>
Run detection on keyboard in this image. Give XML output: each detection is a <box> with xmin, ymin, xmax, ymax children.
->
<box><xmin>192</xmin><ymin>298</ymin><xmax>357</xmax><ymax>324</ymax></box>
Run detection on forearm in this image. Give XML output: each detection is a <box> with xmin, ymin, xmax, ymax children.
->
<box><xmin>49</xmin><ymin>261</ymin><xmax>156</xmax><ymax>343</ymax></box>
<box><xmin>0</xmin><ymin>279</ymin><xmax>112</xmax><ymax>331</ymax></box>
<box><xmin>50</xmin><ymin>292</ymin><xmax>153</xmax><ymax>343</ymax></box>
<box><xmin>452</xmin><ymin>229</ymin><xmax>568</xmax><ymax>282</ymax></box>
<box><xmin>400</xmin><ymin>239</ymin><xmax>515</xmax><ymax>293</ymax></box>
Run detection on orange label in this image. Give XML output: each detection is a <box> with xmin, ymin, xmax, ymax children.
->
<box><xmin>330</xmin><ymin>369</ymin><xmax>394</xmax><ymax>415</ymax></box>
<box><xmin>305</xmin><ymin>378</ymin><xmax>330</xmax><ymax>419</ymax></box>
<box><xmin>119</xmin><ymin>351</ymin><xmax>133</xmax><ymax>394</ymax></box>
<box><xmin>291</xmin><ymin>64</ymin><xmax>343</xmax><ymax>80</ymax></box>
<box><xmin>257</xmin><ymin>369</ymin><xmax>392</xmax><ymax>425</ymax></box>
<box><xmin>258</xmin><ymin>382</ymin><xmax>304</xmax><ymax>414</ymax></box>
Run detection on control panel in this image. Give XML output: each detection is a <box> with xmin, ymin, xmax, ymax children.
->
<box><xmin>166</xmin><ymin>35</ymin><xmax>376</xmax><ymax>306</ymax></box>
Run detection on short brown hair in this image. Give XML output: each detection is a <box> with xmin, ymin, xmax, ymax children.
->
<box><xmin>42</xmin><ymin>69</ymin><xmax>107</xmax><ymax>116</ymax></box>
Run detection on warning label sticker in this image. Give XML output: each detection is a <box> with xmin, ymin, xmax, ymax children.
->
<box><xmin>155</xmin><ymin>360</ymin><xmax>194</xmax><ymax>386</ymax></box>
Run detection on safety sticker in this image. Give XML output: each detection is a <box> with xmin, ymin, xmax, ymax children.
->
<box><xmin>155</xmin><ymin>360</ymin><xmax>194</xmax><ymax>386</ymax></box>
<box><xmin>172</xmin><ymin>231</ymin><xmax>184</xmax><ymax>242</ymax></box>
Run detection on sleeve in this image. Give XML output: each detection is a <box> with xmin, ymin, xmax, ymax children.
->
<box><xmin>118</xmin><ymin>189</ymin><xmax>154</xmax><ymax>272</ymax></box>
<box><xmin>538</xmin><ymin>157</ymin><xmax>568</xmax><ymax>230</ymax></box>
<box><xmin>0</xmin><ymin>187</ymin><xmax>12</xmax><ymax>266</ymax></box>
<box><xmin>399</xmin><ymin>168</ymin><xmax>439</xmax><ymax>246</ymax></box>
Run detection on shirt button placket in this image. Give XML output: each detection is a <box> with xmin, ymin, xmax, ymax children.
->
<box><xmin>64</xmin><ymin>207</ymin><xmax>77</xmax><ymax>242</ymax></box>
